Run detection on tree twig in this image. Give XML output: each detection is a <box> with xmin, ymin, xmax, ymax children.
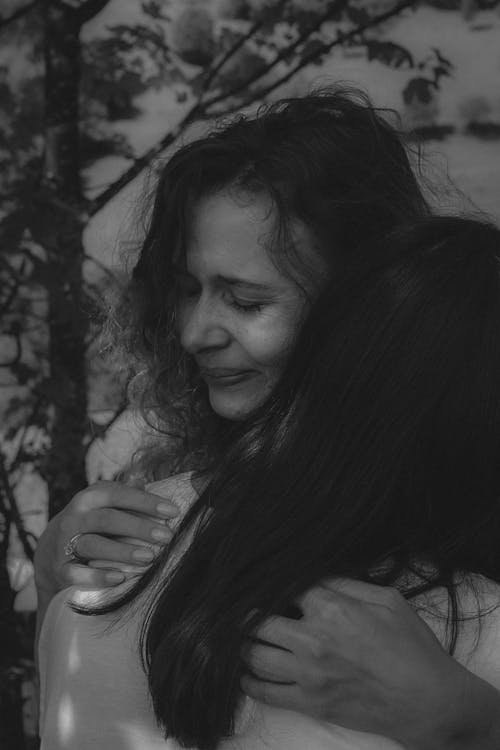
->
<box><xmin>0</xmin><ymin>451</ymin><xmax>36</xmax><ymax>562</ymax></box>
<box><xmin>0</xmin><ymin>260</ymin><xmax>26</xmax><ymax>318</ymax></box>
<box><xmin>199</xmin><ymin>0</ymin><xmax>290</xmax><ymax>97</ymax></box>
<box><xmin>6</xmin><ymin>396</ymin><xmax>45</xmax><ymax>474</ymax></box>
<box><xmin>204</xmin><ymin>0</ymin><xmax>350</xmax><ymax>110</ymax></box>
<box><xmin>89</xmin><ymin>0</ymin><xmax>416</xmax><ymax>217</ymax></box>
<box><xmin>209</xmin><ymin>0</ymin><xmax>418</xmax><ymax>116</ymax></box>
<box><xmin>0</xmin><ymin>0</ymin><xmax>38</xmax><ymax>31</ymax></box>
<box><xmin>88</xmin><ymin>104</ymin><xmax>205</xmax><ymax>216</ymax></box>
<box><xmin>85</xmin><ymin>400</ymin><xmax>128</xmax><ymax>449</ymax></box>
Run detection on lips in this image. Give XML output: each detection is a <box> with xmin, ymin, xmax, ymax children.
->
<box><xmin>199</xmin><ymin>367</ymin><xmax>255</xmax><ymax>385</ymax></box>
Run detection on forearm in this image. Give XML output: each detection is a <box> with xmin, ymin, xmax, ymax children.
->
<box><xmin>445</xmin><ymin>675</ymin><xmax>500</xmax><ymax>750</ymax></box>
<box><xmin>406</xmin><ymin>671</ymin><xmax>500</xmax><ymax>750</ymax></box>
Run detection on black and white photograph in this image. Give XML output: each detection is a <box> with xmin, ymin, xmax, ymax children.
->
<box><xmin>1</xmin><ymin>1</ymin><xmax>500</xmax><ymax>748</ymax></box>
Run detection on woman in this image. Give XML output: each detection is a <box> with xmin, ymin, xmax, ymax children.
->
<box><xmin>35</xmin><ymin>87</ymin><xmax>500</xmax><ymax>748</ymax></box>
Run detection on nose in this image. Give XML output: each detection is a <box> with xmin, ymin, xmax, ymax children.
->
<box><xmin>179</xmin><ymin>295</ymin><xmax>231</xmax><ymax>355</ymax></box>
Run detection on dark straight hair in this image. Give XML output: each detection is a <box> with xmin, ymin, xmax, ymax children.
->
<box><xmin>84</xmin><ymin>215</ymin><xmax>500</xmax><ymax>749</ymax></box>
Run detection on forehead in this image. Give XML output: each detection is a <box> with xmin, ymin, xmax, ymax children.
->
<box><xmin>184</xmin><ymin>190</ymin><xmax>282</xmax><ymax>280</ymax></box>
<box><xmin>183</xmin><ymin>190</ymin><xmax>325</xmax><ymax>287</ymax></box>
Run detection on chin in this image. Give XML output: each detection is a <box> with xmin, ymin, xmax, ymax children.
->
<box><xmin>208</xmin><ymin>392</ymin><xmax>261</xmax><ymax>421</ymax></box>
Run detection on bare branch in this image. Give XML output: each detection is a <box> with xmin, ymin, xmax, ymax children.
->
<box><xmin>199</xmin><ymin>0</ymin><xmax>290</xmax><ymax>97</ymax></box>
<box><xmin>210</xmin><ymin>0</ymin><xmax>418</xmax><ymax>116</ymax></box>
<box><xmin>204</xmin><ymin>0</ymin><xmax>351</xmax><ymax>111</ymax></box>
<box><xmin>7</xmin><ymin>396</ymin><xmax>45</xmax><ymax>474</ymax></box>
<box><xmin>0</xmin><ymin>0</ymin><xmax>38</xmax><ymax>31</ymax></box>
<box><xmin>88</xmin><ymin>105</ymin><xmax>205</xmax><ymax>216</ymax></box>
<box><xmin>89</xmin><ymin>0</ymin><xmax>416</xmax><ymax>217</ymax></box>
<box><xmin>85</xmin><ymin>400</ymin><xmax>128</xmax><ymax>449</ymax></box>
<box><xmin>0</xmin><ymin>451</ymin><xmax>36</xmax><ymax>562</ymax></box>
<box><xmin>0</xmin><ymin>260</ymin><xmax>26</xmax><ymax>318</ymax></box>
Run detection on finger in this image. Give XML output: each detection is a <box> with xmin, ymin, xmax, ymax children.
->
<box><xmin>240</xmin><ymin>675</ymin><xmax>303</xmax><ymax>710</ymax></box>
<box><xmin>72</xmin><ymin>533</ymin><xmax>159</xmax><ymax>566</ymax></box>
<box><xmin>252</xmin><ymin>616</ymin><xmax>304</xmax><ymax>653</ymax></box>
<box><xmin>297</xmin><ymin>584</ymin><xmax>366</xmax><ymax>617</ymax></box>
<box><xmin>296</xmin><ymin>582</ymin><xmax>404</xmax><ymax>625</ymax></box>
<box><xmin>88</xmin><ymin>560</ymin><xmax>150</xmax><ymax>574</ymax></box>
<box><xmin>81</xmin><ymin>507</ymin><xmax>173</xmax><ymax>545</ymax></box>
<box><xmin>75</xmin><ymin>482</ymin><xmax>180</xmax><ymax>519</ymax></box>
<box><xmin>61</xmin><ymin>563</ymin><xmax>126</xmax><ymax>588</ymax></box>
<box><xmin>318</xmin><ymin>578</ymin><xmax>404</xmax><ymax>609</ymax></box>
<box><xmin>242</xmin><ymin>642</ymin><xmax>297</xmax><ymax>684</ymax></box>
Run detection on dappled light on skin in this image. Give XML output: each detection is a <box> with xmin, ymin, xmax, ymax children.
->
<box><xmin>67</xmin><ymin>628</ymin><xmax>82</xmax><ymax>673</ymax></box>
<box><xmin>57</xmin><ymin>694</ymin><xmax>76</xmax><ymax>745</ymax></box>
<box><xmin>118</xmin><ymin>722</ymin><xmax>177</xmax><ymax>749</ymax></box>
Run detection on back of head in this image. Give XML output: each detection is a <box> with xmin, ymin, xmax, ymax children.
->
<box><xmin>273</xmin><ymin>214</ymin><xmax>500</xmax><ymax>574</ymax></box>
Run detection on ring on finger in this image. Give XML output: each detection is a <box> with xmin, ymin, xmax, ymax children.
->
<box><xmin>64</xmin><ymin>532</ymin><xmax>88</xmax><ymax>564</ymax></box>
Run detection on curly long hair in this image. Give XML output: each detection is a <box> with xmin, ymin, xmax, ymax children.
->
<box><xmin>105</xmin><ymin>84</ymin><xmax>430</xmax><ymax>482</ymax></box>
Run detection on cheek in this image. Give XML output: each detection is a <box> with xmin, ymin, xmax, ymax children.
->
<box><xmin>242</xmin><ymin>311</ymin><xmax>303</xmax><ymax>373</ymax></box>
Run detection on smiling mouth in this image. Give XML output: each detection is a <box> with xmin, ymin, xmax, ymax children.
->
<box><xmin>200</xmin><ymin>369</ymin><xmax>255</xmax><ymax>386</ymax></box>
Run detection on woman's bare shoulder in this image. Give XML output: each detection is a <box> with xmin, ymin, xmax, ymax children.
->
<box><xmin>146</xmin><ymin>471</ymin><xmax>201</xmax><ymax>515</ymax></box>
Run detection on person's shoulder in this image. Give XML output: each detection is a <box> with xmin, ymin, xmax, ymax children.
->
<box><xmin>417</xmin><ymin>574</ymin><xmax>500</xmax><ymax>690</ymax></box>
<box><xmin>452</xmin><ymin>575</ymin><xmax>500</xmax><ymax>688</ymax></box>
<box><xmin>146</xmin><ymin>471</ymin><xmax>201</xmax><ymax>516</ymax></box>
<box><xmin>413</xmin><ymin>572</ymin><xmax>500</xmax><ymax>661</ymax></box>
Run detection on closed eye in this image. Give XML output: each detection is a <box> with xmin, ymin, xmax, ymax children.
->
<box><xmin>230</xmin><ymin>298</ymin><xmax>265</xmax><ymax>314</ymax></box>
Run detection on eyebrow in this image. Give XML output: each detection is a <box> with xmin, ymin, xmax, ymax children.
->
<box><xmin>218</xmin><ymin>275</ymin><xmax>275</xmax><ymax>292</ymax></box>
<box><xmin>173</xmin><ymin>267</ymin><xmax>276</xmax><ymax>293</ymax></box>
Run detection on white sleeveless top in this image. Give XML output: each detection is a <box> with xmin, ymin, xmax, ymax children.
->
<box><xmin>38</xmin><ymin>474</ymin><xmax>500</xmax><ymax>749</ymax></box>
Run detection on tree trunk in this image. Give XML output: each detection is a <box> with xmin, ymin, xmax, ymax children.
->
<box><xmin>40</xmin><ymin>2</ymin><xmax>89</xmax><ymax>518</ymax></box>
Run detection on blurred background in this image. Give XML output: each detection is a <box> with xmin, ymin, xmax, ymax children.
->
<box><xmin>1</xmin><ymin>0</ymin><xmax>499</xmax><ymax>746</ymax></box>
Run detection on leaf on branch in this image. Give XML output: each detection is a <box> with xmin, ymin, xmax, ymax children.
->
<box><xmin>106</xmin><ymin>23</ymin><xmax>169</xmax><ymax>55</ymax></box>
<box><xmin>298</xmin><ymin>37</ymin><xmax>327</xmax><ymax>66</ymax></box>
<box><xmin>212</xmin><ymin>44</ymin><xmax>268</xmax><ymax>91</ymax></box>
<box><xmin>365</xmin><ymin>39</ymin><xmax>414</xmax><ymax>69</ymax></box>
<box><xmin>10</xmin><ymin>362</ymin><xmax>36</xmax><ymax>385</ymax></box>
<box><xmin>345</xmin><ymin>4</ymin><xmax>372</xmax><ymax>26</ymax></box>
<box><xmin>434</xmin><ymin>64</ymin><xmax>452</xmax><ymax>80</ymax></box>
<box><xmin>170</xmin><ymin>6</ymin><xmax>216</xmax><ymax>67</ymax></box>
<box><xmin>141</xmin><ymin>0</ymin><xmax>171</xmax><ymax>21</ymax></box>
<box><xmin>403</xmin><ymin>77</ymin><xmax>436</xmax><ymax>105</ymax></box>
<box><xmin>431</xmin><ymin>47</ymin><xmax>453</xmax><ymax>69</ymax></box>
<box><xmin>80</xmin><ymin>130</ymin><xmax>134</xmax><ymax>168</ymax></box>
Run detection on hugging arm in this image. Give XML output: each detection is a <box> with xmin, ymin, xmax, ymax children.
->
<box><xmin>33</xmin><ymin>481</ymin><xmax>178</xmax><ymax>652</ymax></box>
<box><xmin>241</xmin><ymin>579</ymin><xmax>500</xmax><ymax>750</ymax></box>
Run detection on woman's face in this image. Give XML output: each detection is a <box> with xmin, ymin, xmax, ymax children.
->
<box><xmin>176</xmin><ymin>190</ymin><xmax>325</xmax><ymax>420</ymax></box>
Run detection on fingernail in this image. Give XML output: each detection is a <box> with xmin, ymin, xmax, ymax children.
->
<box><xmin>133</xmin><ymin>548</ymin><xmax>155</xmax><ymax>562</ymax></box>
<box><xmin>105</xmin><ymin>572</ymin><xmax>125</xmax><ymax>583</ymax></box>
<box><xmin>157</xmin><ymin>502</ymin><xmax>179</xmax><ymax>517</ymax></box>
<box><xmin>151</xmin><ymin>527</ymin><xmax>171</xmax><ymax>542</ymax></box>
